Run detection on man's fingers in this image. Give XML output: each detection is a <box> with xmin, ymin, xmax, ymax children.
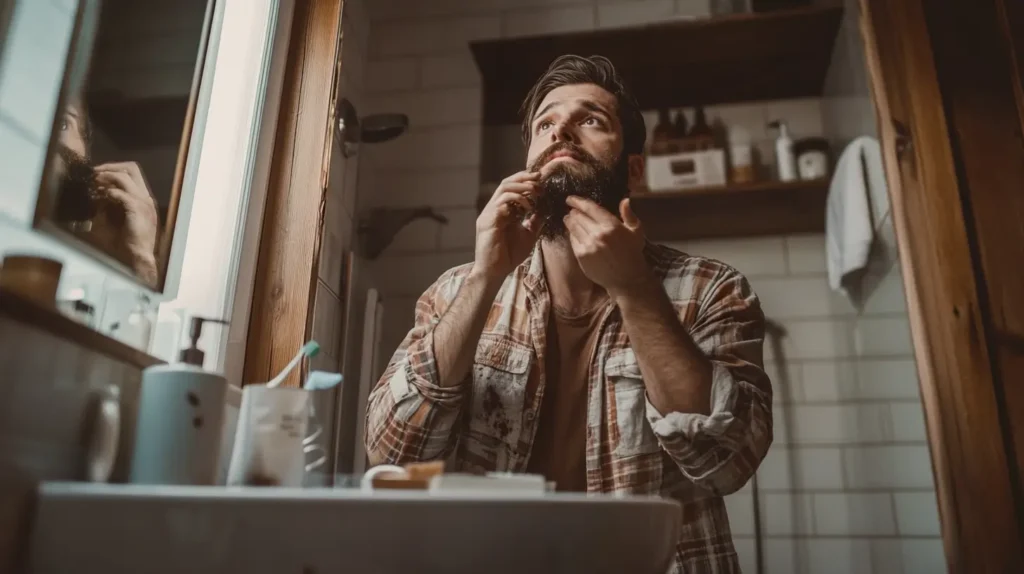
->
<box><xmin>493</xmin><ymin>191</ymin><xmax>532</xmax><ymax>213</ymax></box>
<box><xmin>492</xmin><ymin>171</ymin><xmax>540</xmax><ymax>197</ymax></box>
<box><xmin>563</xmin><ymin>209</ymin><xmax>593</xmax><ymax>241</ymax></box>
<box><xmin>619</xmin><ymin>197</ymin><xmax>642</xmax><ymax>231</ymax></box>
<box><xmin>565</xmin><ymin>195</ymin><xmax>618</xmax><ymax>224</ymax></box>
<box><xmin>94</xmin><ymin>171</ymin><xmax>135</xmax><ymax>195</ymax></box>
<box><xmin>522</xmin><ymin>212</ymin><xmax>542</xmax><ymax>234</ymax></box>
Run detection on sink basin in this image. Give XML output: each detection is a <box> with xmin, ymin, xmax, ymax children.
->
<box><xmin>30</xmin><ymin>482</ymin><xmax>681</xmax><ymax>574</ymax></box>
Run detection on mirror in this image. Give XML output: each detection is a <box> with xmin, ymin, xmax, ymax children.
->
<box><xmin>33</xmin><ymin>0</ymin><xmax>217</xmax><ymax>291</ymax></box>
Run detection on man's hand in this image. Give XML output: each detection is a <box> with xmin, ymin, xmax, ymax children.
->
<box><xmin>473</xmin><ymin>171</ymin><xmax>543</xmax><ymax>282</ymax></box>
<box><xmin>563</xmin><ymin>196</ymin><xmax>654</xmax><ymax>298</ymax></box>
<box><xmin>94</xmin><ymin>162</ymin><xmax>159</xmax><ymax>284</ymax></box>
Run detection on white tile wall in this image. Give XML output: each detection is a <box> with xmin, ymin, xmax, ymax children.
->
<box><xmin>357</xmin><ymin>1</ymin><xmax>945</xmax><ymax>571</ymax></box>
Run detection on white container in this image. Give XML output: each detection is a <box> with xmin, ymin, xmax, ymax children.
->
<box><xmin>770</xmin><ymin>120</ymin><xmax>797</xmax><ymax>182</ymax></box>
<box><xmin>646</xmin><ymin>149</ymin><xmax>727</xmax><ymax>191</ymax></box>
<box><xmin>130</xmin><ymin>364</ymin><xmax>227</xmax><ymax>485</ymax></box>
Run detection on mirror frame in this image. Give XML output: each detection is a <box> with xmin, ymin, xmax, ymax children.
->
<box><xmin>32</xmin><ymin>0</ymin><xmax>219</xmax><ymax>293</ymax></box>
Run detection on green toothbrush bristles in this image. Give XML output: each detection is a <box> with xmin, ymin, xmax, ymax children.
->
<box><xmin>303</xmin><ymin>341</ymin><xmax>320</xmax><ymax>358</ymax></box>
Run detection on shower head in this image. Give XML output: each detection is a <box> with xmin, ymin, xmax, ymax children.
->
<box><xmin>335</xmin><ymin>98</ymin><xmax>409</xmax><ymax>157</ymax></box>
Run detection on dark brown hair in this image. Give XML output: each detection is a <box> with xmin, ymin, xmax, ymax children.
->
<box><xmin>520</xmin><ymin>55</ymin><xmax>646</xmax><ymax>156</ymax></box>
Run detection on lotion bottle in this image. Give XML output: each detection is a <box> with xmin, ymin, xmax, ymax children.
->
<box><xmin>769</xmin><ymin>120</ymin><xmax>797</xmax><ymax>182</ymax></box>
<box><xmin>130</xmin><ymin>316</ymin><xmax>230</xmax><ymax>485</ymax></box>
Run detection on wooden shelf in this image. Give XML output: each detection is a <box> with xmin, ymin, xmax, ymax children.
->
<box><xmin>471</xmin><ymin>5</ymin><xmax>844</xmax><ymax>125</ymax></box>
<box><xmin>630</xmin><ymin>178</ymin><xmax>829</xmax><ymax>241</ymax></box>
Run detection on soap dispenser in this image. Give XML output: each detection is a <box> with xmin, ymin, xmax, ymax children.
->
<box><xmin>130</xmin><ymin>317</ymin><xmax>230</xmax><ymax>485</ymax></box>
<box><xmin>768</xmin><ymin>120</ymin><xmax>798</xmax><ymax>182</ymax></box>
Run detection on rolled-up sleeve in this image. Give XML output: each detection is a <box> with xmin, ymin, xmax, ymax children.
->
<box><xmin>364</xmin><ymin>269</ymin><xmax>470</xmax><ymax>466</ymax></box>
<box><xmin>646</xmin><ymin>269</ymin><xmax>773</xmax><ymax>495</ymax></box>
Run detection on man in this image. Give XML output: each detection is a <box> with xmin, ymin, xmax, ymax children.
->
<box><xmin>52</xmin><ymin>97</ymin><xmax>160</xmax><ymax>286</ymax></box>
<box><xmin>365</xmin><ymin>55</ymin><xmax>772</xmax><ymax>572</ymax></box>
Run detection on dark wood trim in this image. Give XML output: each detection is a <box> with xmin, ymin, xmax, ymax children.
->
<box><xmin>0</xmin><ymin>289</ymin><xmax>162</xmax><ymax>370</ymax></box>
<box><xmin>242</xmin><ymin>0</ymin><xmax>343</xmax><ymax>388</ymax></box>
<box><xmin>860</xmin><ymin>0</ymin><xmax>1024</xmax><ymax>570</ymax></box>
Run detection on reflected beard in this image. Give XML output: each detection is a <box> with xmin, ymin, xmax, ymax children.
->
<box><xmin>529</xmin><ymin>146</ymin><xmax>630</xmax><ymax>240</ymax></box>
<box><xmin>53</xmin><ymin>146</ymin><xmax>98</xmax><ymax>224</ymax></box>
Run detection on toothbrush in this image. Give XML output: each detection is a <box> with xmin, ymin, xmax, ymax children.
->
<box><xmin>266</xmin><ymin>341</ymin><xmax>320</xmax><ymax>388</ymax></box>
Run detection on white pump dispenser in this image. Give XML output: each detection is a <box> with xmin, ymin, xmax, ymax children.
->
<box><xmin>769</xmin><ymin>120</ymin><xmax>797</xmax><ymax>182</ymax></box>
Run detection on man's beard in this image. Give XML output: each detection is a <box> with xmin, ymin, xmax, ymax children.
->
<box><xmin>53</xmin><ymin>146</ymin><xmax>98</xmax><ymax>224</ymax></box>
<box><xmin>527</xmin><ymin>143</ymin><xmax>630</xmax><ymax>240</ymax></box>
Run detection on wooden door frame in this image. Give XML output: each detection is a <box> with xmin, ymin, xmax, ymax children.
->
<box><xmin>861</xmin><ymin>0</ymin><xmax>1024</xmax><ymax>571</ymax></box>
<box><xmin>243</xmin><ymin>0</ymin><xmax>344</xmax><ymax>388</ymax></box>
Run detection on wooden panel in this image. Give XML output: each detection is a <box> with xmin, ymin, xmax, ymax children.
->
<box><xmin>631</xmin><ymin>179</ymin><xmax>828</xmax><ymax>241</ymax></box>
<box><xmin>471</xmin><ymin>5</ymin><xmax>843</xmax><ymax>125</ymax></box>
<box><xmin>860</xmin><ymin>0</ymin><xmax>1023</xmax><ymax>571</ymax></box>
<box><xmin>922</xmin><ymin>0</ymin><xmax>1024</xmax><ymax>520</ymax></box>
<box><xmin>243</xmin><ymin>0</ymin><xmax>343</xmax><ymax>388</ymax></box>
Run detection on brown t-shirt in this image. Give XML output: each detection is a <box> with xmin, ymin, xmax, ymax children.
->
<box><xmin>526</xmin><ymin>301</ymin><xmax>609</xmax><ymax>492</ymax></box>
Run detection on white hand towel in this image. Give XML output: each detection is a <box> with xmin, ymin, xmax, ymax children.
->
<box><xmin>826</xmin><ymin>136</ymin><xmax>887</xmax><ymax>296</ymax></box>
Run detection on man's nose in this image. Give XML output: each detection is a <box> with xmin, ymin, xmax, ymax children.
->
<box><xmin>552</xmin><ymin>121</ymin><xmax>576</xmax><ymax>144</ymax></box>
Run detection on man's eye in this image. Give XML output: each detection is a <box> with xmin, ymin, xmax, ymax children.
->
<box><xmin>59</xmin><ymin>118</ymin><xmax>69</xmax><ymax>131</ymax></box>
<box><xmin>537</xmin><ymin>120</ymin><xmax>553</xmax><ymax>132</ymax></box>
<box><xmin>582</xmin><ymin>117</ymin><xmax>600</xmax><ymax>127</ymax></box>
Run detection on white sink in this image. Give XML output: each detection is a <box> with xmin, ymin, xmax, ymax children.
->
<box><xmin>30</xmin><ymin>482</ymin><xmax>681</xmax><ymax>574</ymax></box>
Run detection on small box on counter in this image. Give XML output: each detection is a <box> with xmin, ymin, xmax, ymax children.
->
<box><xmin>645</xmin><ymin>148</ymin><xmax>727</xmax><ymax>192</ymax></box>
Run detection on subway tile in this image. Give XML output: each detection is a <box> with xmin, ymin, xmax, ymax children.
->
<box><xmin>597</xmin><ymin>0</ymin><xmax>675</xmax><ymax>29</ymax></box>
<box><xmin>894</xmin><ymin>491</ymin><xmax>942</xmax><ymax>536</ymax></box>
<box><xmin>421</xmin><ymin>51</ymin><xmax>483</xmax><ymax>88</ymax></box>
<box><xmin>803</xmin><ymin>538</ymin><xmax>874</xmax><ymax>574</ymax></box>
<box><xmin>758</xmin><ymin>446</ymin><xmax>845</xmax><ymax>490</ymax></box>
<box><xmin>870</xmin><ymin>539</ymin><xmax>906</xmax><ymax>574</ymax></box>
<box><xmin>503</xmin><ymin>7</ymin><xmax>596</xmax><ymax>38</ymax></box>
<box><xmin>367</xmin><ymin>124</ymin><xmax>482</xmax><ymax>170</ymax></box>
<box><xmin>814</xmin><ymin>492</ymin><xmax>896</xmax><ymax>535</ymax></box>
<box><xmin>764</xmin><ymin>538</ymin><xmax>797</xmax><ymax>574</ymax></box>
<box><xmin>856</xmin><ymin>359</ymin><xmax>920</xmax><ymax>400</ymax></box>
<box><xmin>761</xmin><ymin>492</ymin><xmax>815</xmax><ymax>535</ymax></box>
<box><xmin>861</xmin><ymin>267</ymin><xmax>908</xmax><ymax>315</ymax></box>
<box><xmin>365</xmin><ymin>59</ymin><xmax>420</xmax><ymax>93</ymax></box>
<box><xmin>438</xmin><ymin>207</ymin><xmax>478</xmax><ymax>250</ymax></box>
<box><xmin>386</xmin><ymin>215</ymin><xmax>443</xmax><ymax>253</ymax></box>
<box><xmin>778</xmin><ymin>319</ymin><xmax>855</xmax><ymax>360</ymax></box>
<box><xmin>789</xmin><ymin>403</ymin><xmax>890</xmax><ymax>445</ymax></box>
<box><xmin>365</xmin><ymin>87</ymin><xmax>482</xmax><ymax>128</ymax></box>
<box><xmin>763</xmin><ymin>98</ymin><xmax>826</xmax><ymax>138</ymax></box>
<box><xmin>799</xmin><ymin>360</ymin><xmax>856</xmax><ymax>402</ymax></box>
<box><xmin>901</xmin><ymin>539</ymin><xmax>946</xmax><ymax>574</ymax></box>
<box><xmin>724</xmin><ymin>492</ymin><xmax>755</xmax><ymax>536</ymax></box>
<box><xmin>785</xmin><ymin>233</ymin><xmax>827</xmax><ymax>274</ymax></box>
<box><xmin>370</xmin><ymin>16</ymin><xmax>502</xmax><ymax>57</ymax></box>
<box><xmin>666</xmin><ymin>236</ymin><xmax>787</xmax><ymax>278</ymax></box>
<box><xmin>890</xmin><ymin>401</ymin><xmax>928</xmax><ymax>441</ymax></box>
<box><xmin>732</xmin><ymin>537</ymin><xmax>757</xmax><ymax>574</ymax></box>
<box><xmin>754</xmin><ymin>276</ymin><xmax>855</xmax><ymax>319</ymax></box>
<box><xmin>763</xmin><ymin>360</ymin><xmax>801</xmax><ymax>403</ymax></box>
<box><xmin>855</xmin><ymin>316</ymin><xmax>914</xmax><ymax>356</ymax></box>
<box><xmin>844</xmin><ymin>445</ymin><xmax>936</xmax><ymax>489</ymax></box>
<box><xmin>371</xmin><ymin>251</ymin><xmax>473</xmax><ymax>298</ymax></box>
<box><xmin>675</xmin><ymin>0</ymin><xmax>714</xmax><ymax>18</ymax></box>
<box><xmin>364</xmin><ymin>167</ymin><xmax>481</xmax><ymax>209</ymax></box>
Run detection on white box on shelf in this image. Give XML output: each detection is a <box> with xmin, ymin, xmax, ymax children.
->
<box><xmin>646</xmin><ymin>149</ymin><xmax>727</xmax><ymax>191</ymax></box>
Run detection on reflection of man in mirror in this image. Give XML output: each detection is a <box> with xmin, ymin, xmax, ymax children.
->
<box><xmin>53</xmin><ymin>96</ymin><xmax>160</xmax><ymax>286</ymax></box>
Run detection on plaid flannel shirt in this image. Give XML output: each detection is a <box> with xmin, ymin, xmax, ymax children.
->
<box><xmin>365</xmin><ymin>242</ymin><xmax>773</xmax><ymax>573</ymax></box>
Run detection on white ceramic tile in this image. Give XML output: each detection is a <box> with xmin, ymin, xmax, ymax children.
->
<box><xmin>870</xmin><ymin>539</ymin><xmax>906</xmax><ymax>574</ymax></box>
<box><xmin>855</xmin><ymin>317</ymin><xmax>914</xmax><ymax>356</ymax></box>
<box><xmin>365</xmin><ymin>58</ymin><xmax>420</xmax><ymax>93</ymax></box>
<box><xmin>789</xmin><ymin>404</ymin><xmax>890</xmax><ymax>445</ymax></box>
<box><xmin>814</xmin><ymin>493</ymin><xmax>897</xmax><ymax>535</ymax></box>
<box><xmin>675</xmin><ymin>0</ymin><xmax>713</xmax><ymax>18</ymax></box>
<box><xmin>597</xmin><ymin>0</ymin><xmax>674</xmax><ymax>29</ymax></box>
<box><xmin>763</xmin><ymin>360</ymin><xmax>801</xmax><ymax>403</ymax></box>
<box><xmin>861</xmin><ymin>267</ymin><xmax>908</xmax><ymax>315</ymax></box>
<box><xmin>732</xmin><ymin>537</ymin><xmax>758</xmax><ymax>574</ymax></box>
<box><xmin>503</xmin><ymin>6</ymin><xmax>596</xmax><ymax>38</ymax></box>
<box><xmin>371</xmin><ymin>250</ymin><xmax>473</xmax><ymax>298</ymax></box>
<box><xmin>754</xmin><ymin>276</ymin><xmax>855</xmax><ymax>319</ymax></box>
<box><xmin>364</xmin><ymin>167</ymin><xmax>481</xmax><ymax>209</ymax></box>
<box><xmin>900</xmin><ymin>539</ymin><xmax>947</xmax><ymax>574</ymax></box>
<box><xmin>803</xmin><ymin>538</ymin><xmax>874</xmax><ymax>574</ymax></box>
<box><xmin>890</xmin><ymin>401</ymin><xmax>928</xmax><ymax>441</ymax></box>
<box><xmin>724</xmin><ymin>492</ymin><xmax>755</xmax><ymax>536</ymax></box>
<box><xmin>778</xmin><ymin>319</ymin><xmax>855</xmax><ymax>360</ymax></box>
<box><xmin>438</xmin><ymin>207</ymin><xmax>478</xmax><ymax>250</ymax></box>
<box><xmin>763</xmin><ymin>98</ymin><xmax>826</xmax><ymax>138</ymax></box>
<box><xmin>844</xmin><ymin>445</ymin><xmax>936</xmax><ymax>489</ymax></box>
<box><xmin>786</xmin><ymin>233</ymin><xmax>828</xmax><ymax>274</ymax></box>
<box><xmin>894</xmin><ymin>491</ymin><xmax>942</xmax><ymax>536</ymax></box>
<box><xmin>665</xmin><ymin>236</ymin><xmax>787</xmax><ymax>278</ymax></box>
<box><xmin>799</xmin><ymin>360</ymin><xmax>856</xmax><ymax>402</ymax></box>
<box><xmin>761</xmin><ymin>492</ymin><xmax>815</xmax><ymax>535</ymax></box>
<box><xmin>370</xmin><ymin>16</ymin><xmax>502</xmax><ymax>57</ymax></box>
<box><xmin>856</xmin><ymin>359</ymin><xmax>921</xmax><ymax>400</ymax></box>
<box><xmin>758</xmin><ymin>446</ymin><xmax>845</xmax><ymax>490</ymax></box>
<box><xmin>365</xmin><ymin>87</ymin><xmax>482</xmax><ymax>128</ymax></box>
<box><xmin>386</xmin><ymin>215</ymin><xmax>443</xmax><ymax>253</ymax></box>
<box><xmin>764</xmin><ymin>538</ymin><xmax>797</xmax><ymax>574</ymax></box>
<box><xmin>421</xmin><ymin>51</ymin><xmax>482</xmax><ymax>88</ymax></box>
<box><xmin>368</xmin><ymin>124</ymin><xmax>482</xmax><ymax>170</ymax></box>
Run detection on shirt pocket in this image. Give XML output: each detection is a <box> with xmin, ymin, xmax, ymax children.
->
<box><xmin>468</xmin><ymin>337</ymin><xmax>532</xmax><ymax>449</ymax></box>
<box><xmin>606</xmin><ymin>349</ymin><xmax>660</xmax><ymax>457</ymax></box>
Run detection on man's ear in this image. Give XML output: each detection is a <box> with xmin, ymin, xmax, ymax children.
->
<box><xmin>627</xmin><ymin>154</ymin><xmax>645</xmax><ymax>194</ymax></box>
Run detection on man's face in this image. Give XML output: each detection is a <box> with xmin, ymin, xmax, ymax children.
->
<box><xmin>525</xmin><ymin>83</ymin><xmax>629</xmax><ymax>238</ymax></box>
<box><xmin>53</xmin><ymin>101</ymin><xmax>96</xmax><ymax>223</ymax></box>
<box><xmin>58</xmin><ymin>102</ymin><xmax>88</xmax><ymax>163</ymax></box>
